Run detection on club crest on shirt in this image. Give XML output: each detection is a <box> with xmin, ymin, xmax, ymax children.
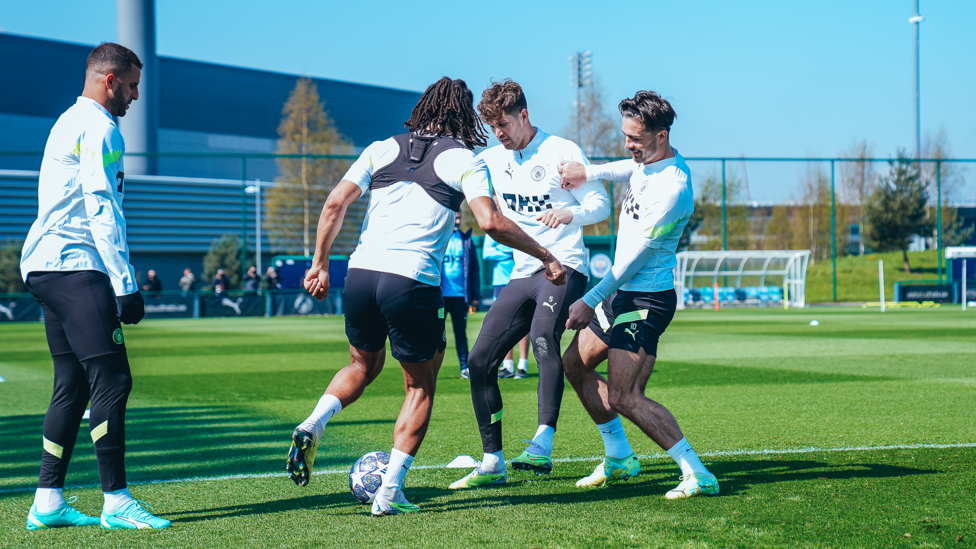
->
<box><xmin>503</xmin><ymin>193</ymin><xmax>553</xmax><ymax>214</ymax></box>
<box><xmin>530</xmin><ymin>166</ymin><xmax>546</xmax><ymax>181</ymax></box>
<box><xmin>116</xmin><ymin>171</ymin><xmax>124</xmax><ymax>193</ymax></box>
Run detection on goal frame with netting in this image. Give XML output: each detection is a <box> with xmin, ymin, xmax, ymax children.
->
<box><xmin>673</xmin><ymin>250</ymin><xmax>811</xmax><ymax>310</ymax></box>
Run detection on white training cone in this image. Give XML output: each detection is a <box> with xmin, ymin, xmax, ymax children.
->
<box><xmin>446</xmin><ymin>455</ymin><xmax>479</xmax><ymax>468</ymax></box>
<box><xmin>809</xmin><ymin>320</ymin><xmax>820</xmax><ymax>326</ymax></box>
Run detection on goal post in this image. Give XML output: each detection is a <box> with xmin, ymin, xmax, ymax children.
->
<box><xmin>674</xmin><ymin>250</ymin><xmax>811</xmax><ymax>310</ymax></box>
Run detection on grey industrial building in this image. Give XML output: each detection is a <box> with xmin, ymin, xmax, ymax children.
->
<box><xmin>0</xmin><ymin>31</ymin><xmax>421</xmax><ymax>289</ymax></box>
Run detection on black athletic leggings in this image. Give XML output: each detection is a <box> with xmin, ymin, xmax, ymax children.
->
<box><xmin>27</xmin><ymin>271</ymin><xmax>132</xmax><ymax>492</ymax></box>
<box><xmin>467</xmin><ymin>268</ymin><xmax>587</xmax><ymax>453</ymax></box>
<box><xmin>443</xmin><ymin>296</ymin><xmax>469</xmax><ymax>370</ymax></box>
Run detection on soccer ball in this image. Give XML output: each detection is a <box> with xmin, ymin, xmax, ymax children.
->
<box><xmin>349</xmin><ymin>451</ymin><xmax>390</xmax><ymax>504</ymax></box>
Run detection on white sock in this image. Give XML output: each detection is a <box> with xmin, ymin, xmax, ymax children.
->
<box><xmin>517</xmin><ymin>359</ymin><xmax>528</xmax><ymax>371</ymax></box>
<box><xmin>502</xmin><ymin>359</ymin><xmax>514</xmax><ymax>372</ymax></box>
<box><xmin>103</xmin><ymin>487</ymin><xmax>134</xmax><ymax>514</ymax></box>
<box><xmin>381</xmin><ymin>448</ymin><xmax>414</xmax><ymax>491</ymax></box>
<box><xmin>480</xmin><ymin>451</ymin><xmax>505</xmax><ymax>473</ymax></box>
<box><xmin>299</xmin><ymin>393</ymin><xmax>342</xmax><ymax>442</ymax></box>
<box><xmin>33</xmin><ymin>487</ymin><xmax>65</xmax><ymax>514</ymax></box>
<box><xmin>532</xmin><ymin>425</ymin><xmax>555</xmax><ymax>455</ymax></box>
<box><xmin>596</xmin><ymin>417</ymin><xmax>633</xmax><ymax>459</ymax></box>
<box><xmin>666</xmin><ymin>438</ymin><xmax>709</xmax><ymax>476</ymax></box>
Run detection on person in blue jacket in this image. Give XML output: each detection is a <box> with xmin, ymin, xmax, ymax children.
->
<box><xmin>482</xmin><ymin>235</ymin><xmax>530</xmax><ymax>379</ymax></box>
<box><xmin>442</xmin><ymin>211</ymin><xmax>481</xmax><ymax>378</ymax></box>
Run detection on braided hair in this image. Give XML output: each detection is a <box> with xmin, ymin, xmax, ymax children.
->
<box><xmin>405</xmin><ymin>77</ymin><xmax>488</xmax><ymax>150</ymax></box>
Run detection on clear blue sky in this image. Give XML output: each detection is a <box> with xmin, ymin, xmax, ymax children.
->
<box><xmin>3</xmin><ymin>0</ymin><xmax>975</xmax><ymax>162</ymax></box>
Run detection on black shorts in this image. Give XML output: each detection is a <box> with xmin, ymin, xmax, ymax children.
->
<box><xmin>342</xmin><ymin>268</ymin><xmax>446</xmax><ymax>363</ymax></box>
<box><xmin>26</xmin><ymin>270</ymin><xmax>126</xmax><ymax>360</ymax></box>
<box><xmin>586</xmin><ymin>289</ymin><xmax>677</xmax><ymax>356</ymax></box>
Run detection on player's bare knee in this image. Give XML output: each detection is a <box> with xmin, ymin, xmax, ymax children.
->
<box><xmin>607</xmin><ymin>385</ymin><xmax>630</xmax><ymax>412</ymax></box>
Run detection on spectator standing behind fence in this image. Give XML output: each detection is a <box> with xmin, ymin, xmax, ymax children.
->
<box><xmin>263</xmin><ymin>266</ymin><xmax>281</xmax><ymax>290</ymax></box>
<box><xmin>213</xmin><ymin>269</ymin><xmax>229</xmax><ymax>294</ymax></box>
<box><xmin>179</xmin><ymin>268</ymin><xmax>196</xmax><ymax>295</ymax></box>
<box><xmin>441</xmin><ymin>211</ymin><xmax>480</xmax><ymax>379</ymax></box>
<box><xmin>483</xmin><ymin>235</ymin><xmax>530</xmax><ymax>379</ymax></box>
<box><xmin>243</xmin><ymin>266</ymin><xmax>260</xmax><ymax>293</ymax></box>
<box><xmin>141</xmin><ymin>269</ymin><xmax>162</xmax><ymax>295</ymax></box>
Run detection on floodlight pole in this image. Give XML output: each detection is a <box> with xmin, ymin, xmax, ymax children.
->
<box><xmin>831</xmin><ymin>160</ymin><xmax>837</xmax><ymax>302</ymax></box>
<box><xmin>255</xmin><ymin>179</ymin><xmax>262</xmax><ymax>277</ymax></box>
<box><xmin>721</xmin><ymin>160</ymin><xmax>727</xmax><ymax>251</ymax></box>
<box><xmin>570</xmin><ymin>51</ymin><xmax>592</xmax><ymax>147</ymax></box>
<box><xmin>936</xmin><ymin>161</ymin><xmax>942</xmax><ymax>283</ymax></box>
<box><xmin>241</xmin><ymin>156</ymin><xmax>248</xmax><ymax>285</ymax></box>
<box><xmin>911</xmin><ymin>1</ymin><xmax>923</xmax><ymax>162</ymax></box>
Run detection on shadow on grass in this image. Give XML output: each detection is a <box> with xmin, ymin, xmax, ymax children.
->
<box><xmin>167</xmin><ymin>493</ymin><xmax>355</xmax><ymax>523</ymax></box>
<box><xmin>0</xmin><ymin>406</ymin><xmax>393</xmax><ymax>496</ymax></box>
<box><xmin>425</xmin><ymin>458</ymin><xmax>939</xmax><ymax>512</ymax></box>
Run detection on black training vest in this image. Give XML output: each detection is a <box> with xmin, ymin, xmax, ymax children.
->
<box><xmin>370</xmin><ymin>133</ymin><xmax>467</xmax><ymax>212</ymax></box>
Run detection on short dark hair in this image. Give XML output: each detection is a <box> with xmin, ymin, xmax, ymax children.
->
<box><xmin>618</xmin><ymin>90</ymin><xmax>676</xmax><ymax>134</ymax></box>
<box><xmin>404</xmin><ymin>77</ymin><xmax>488</xmax><ymax>150</ymax></box>
<box><xmin>477</xmin><ymin>79</ymin><xmax>528</xmax><ymax>126</ymax></box>
<box><xmin>86</xmin><ymin>43</ymin><xmax>143</xmax><ymax>78</ymax></box>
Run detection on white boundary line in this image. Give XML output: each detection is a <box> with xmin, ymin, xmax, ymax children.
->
<box><xmin>1</xmin><ymin>442</ymin><xmax>973</xmax><ymax>495</ymax></box>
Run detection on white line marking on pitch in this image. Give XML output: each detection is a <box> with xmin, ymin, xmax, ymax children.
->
<box><xmin>0</xmin><ymin>442</ymin><xmax>972</xmax><ymax>495</ymax></box>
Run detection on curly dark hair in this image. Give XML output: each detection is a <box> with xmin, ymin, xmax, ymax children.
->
<box><xmin>477</xmin><ymin>79</ymin><xmax>528</xmax><ymax>126</ymax></box>
<box><xmin>404</xmin><ymin>77</ymin><xmax>488</xmax><ymax>150</ymax></box>
<box><xmin>618</xmin><ymin>90</ymin><xmax>676</xmax><ymax>134</ymax></box>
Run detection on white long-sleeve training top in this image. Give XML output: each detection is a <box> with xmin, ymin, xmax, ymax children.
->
<box><xmin>581</xmin><ymin>149</ymin><xmax>694</xmax><ymax>308</ymax></box>
<box><xmin>477</xmin><ymin>129</ymin><xmax>610</xmax><ymax>280</ymax></box>
<box><xmin>21</xmin><ymin>96</ymin><xmax>138</xmax><ymax>296</ymax></box>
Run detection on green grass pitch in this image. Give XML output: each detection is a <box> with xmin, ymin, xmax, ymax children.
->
<box><xmin>0</xmin><ymin>308</ymin><xmax>973</xmax><ymax>547</ymax></box>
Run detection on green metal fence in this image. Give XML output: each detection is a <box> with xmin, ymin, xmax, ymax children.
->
<box><xmin>2</xmin><ymin>151</ymin><xmax>974</xmax><ymax>303</ymax></box>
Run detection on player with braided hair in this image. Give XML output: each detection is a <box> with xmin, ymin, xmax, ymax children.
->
<box><xmin>286</xmin><ymin>77</ymin><xmax>566</xmax><ymax>516</ymax></box>
<box><xmin>404</xmin><ymin>77</ymin><xmax>488</xmax><ymax>150</ymax></box>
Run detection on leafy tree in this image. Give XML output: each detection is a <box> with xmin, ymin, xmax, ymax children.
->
<box><xmin>763</xmin><ymin>166</ymin><xmax>849</xmax><ymax>263</ymax></box>
<box><xmin>563</xmin><ymin>75</ymin><xmax>627</xmax><ymax>160</ymax></box>
<box><xmin>922</xmin><ymin>129</ymin><xmax>974</xmax><ymax>247</ymax></box>
<box><xmin>0</xmin><ymin>241</ymin><xmax>28</xmax><ymax>294</ymax></box>
<box><xmin>678</xmin><ymin>208</ymin><xmax>703</xmax><ymax>252</ymax></box>
<box><xmin>563</xmin><ymin>76</ymin><xmax>629</xmax><ymax>237</ymax></box>
<box><xmin>796</xmin><ymin>165</ymin><xmax>849</xmax><ymax>263</ymax></box>
<box><xmin>764</xmin><ymin>205</ymin><xmax>797</xmax><ymax>250</ymax></box>
<box><xmin>691</xmin><ymin>175</ymin><xmax>750</xmax><ymax>250</ymax></box>
<box><xmin>864</xmin><ymin>152</ymin><xmax>932</xmax><ymax>273</ymax></box>
<box><xmin>203</xmin><ymin>235</ymin><xmax>244</xmax><ymax>290</ymax></box>
<box><xmin>839</xmin><ymin>141</ymin><xmax>875</xmax><ymax>255</ymax></box>
<box><xmin>268</xmin><ymin>78</ymin><xmax>354</xmax><ymax>256</ymax></box>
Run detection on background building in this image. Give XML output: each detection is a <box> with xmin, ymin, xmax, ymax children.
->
<box><xmin>0</xmin><ymin>32</ymin><xmax>421</xmax><ymax>289</ymax></box>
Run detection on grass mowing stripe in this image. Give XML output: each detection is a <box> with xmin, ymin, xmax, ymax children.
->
<box><xmin>2</xmin><ymin>441</ymin><xmax>969</xmax><ymax>495</ymax></box>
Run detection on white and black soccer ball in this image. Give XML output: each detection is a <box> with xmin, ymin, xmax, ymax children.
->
<box><xmin>349</xmin><ymin>451</ymin><xmax>391</xmax><ymax>504</ymax></box>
